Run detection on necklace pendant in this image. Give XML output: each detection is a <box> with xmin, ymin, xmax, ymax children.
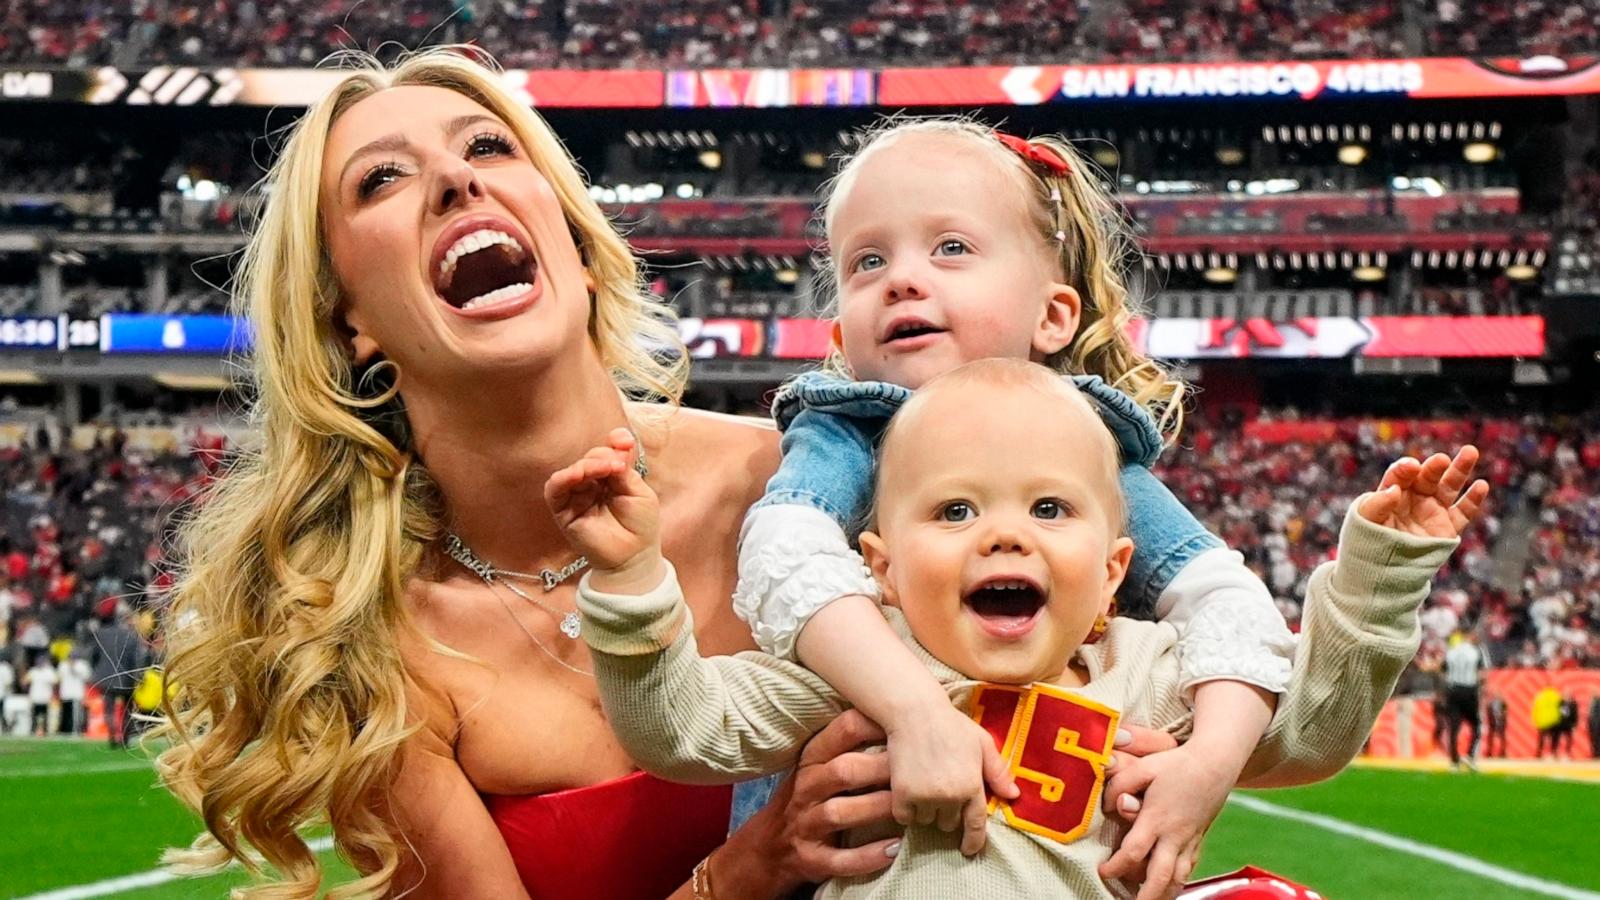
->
<box><xmin>560</xmin><ymin>611</ymin><xmax>581</xmax><ymax>639</ymax></box>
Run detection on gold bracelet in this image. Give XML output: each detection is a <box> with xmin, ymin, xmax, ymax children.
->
<box><xmin>691</xmin><ymin>855</ymin><xmax>716</xmax><ymax>900</ymax></box>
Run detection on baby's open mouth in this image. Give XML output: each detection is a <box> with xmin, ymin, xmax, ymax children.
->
<box><xmin>434</xmin><ymin>229</ymin><xmax>539</xmax><ymax>311</ymax></box>
<box><xmin>882</xmin><ymin>318</ymin><xmax>947</xmax><ymax>344</ymax></box>
<box><xmin>964</xmin><ymin>576</ymin><xmax>1046</xmax><ymax>632</ymax></box>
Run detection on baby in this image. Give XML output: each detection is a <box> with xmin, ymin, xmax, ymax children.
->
<box><xmin>547</xmin><ymin>359</ymin><xmax>1485</xmax><ymax>898</ymax></box>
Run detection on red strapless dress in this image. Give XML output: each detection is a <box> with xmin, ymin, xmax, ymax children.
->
<box><xmin>485</xmin><ymin>771</ymin><xmax>732</xmax><ymax>900</ymax></box>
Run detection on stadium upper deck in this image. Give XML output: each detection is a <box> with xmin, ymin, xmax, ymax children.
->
<box><xmin>1</xmin><ymin>0</ymin><xmax>1597</xmax><ymax>68</ymax></box>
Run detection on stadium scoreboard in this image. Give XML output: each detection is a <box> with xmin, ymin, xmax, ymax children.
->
<box><xmin>0</xmin><ymin>315</ymin><xmax>101</xmax><ymax>351</ymax></box>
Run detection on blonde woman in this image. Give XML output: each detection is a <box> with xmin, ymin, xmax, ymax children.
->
<box><xmin>156</xmin><ymin>48</ymin><xmax>899</xmax><ymax>899</ymax></box>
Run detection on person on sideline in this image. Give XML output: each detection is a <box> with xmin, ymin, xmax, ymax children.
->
<box><xmin>1441</xmin><ymin>628</ymin><xmax>1489</xmax><ymax>769</ymax></box>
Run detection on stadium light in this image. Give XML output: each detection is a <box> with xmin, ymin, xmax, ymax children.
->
<box><xmin>1203</xmin><ymin>266</ymin><xmax>1237</xmax><ymax>284</ymax></box>
<box><xmin>675</xmin><ymin>183</ymin><xmax>696</xmax><ymax>199</ymax></box>
<box><xmin>1463</xmin><ymin>142</ymin><xmax>1498</xmax><ymax>163</ymax></box>
<box><xmin>698</xmin><ymin>150</ymin><xmax>722</xmax><ymax>170</ymax></box>
<box><xmin>1092</xmin><ymin>145</ymin><xmax>1120</xmax><ymax>168</ymax></box>
<box><xmin>1353</xmin><ymin>266</ymin><xmax>1386</xmax><ymax>282</ymax></box>
<box><xmin>1337</xmin><ymin>144</ymin><xmax>1368</xmax><ymax>166</ymax></box>
<box><xmin>1215</xmin><ymin>146</ymin><xmax>1245</xmax><ymax>166</ymax></box>
<box><xmin>802</xmin><ymin>150</ymin><xmax>828</xmax><ymax>169</ymax></box>
<box><xmin>1505</xmin><ymin>264</ymin><xmax>1539</xmax><ymax>280</ymax></box>
<box><xmin>775</xmin><ymin>268</ymin><xmax>800</xmax><ymax>285</ymax></box>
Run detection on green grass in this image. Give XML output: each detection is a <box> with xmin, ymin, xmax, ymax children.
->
<box><xmin>4</xmin><ymin>738</ymin><xmax>1597</xmax><ymax>899</ymax></box>
<box><xmin>0</xmin><ymin>739</ymin><xmax>353</xmax><ymax>899</ymax></box>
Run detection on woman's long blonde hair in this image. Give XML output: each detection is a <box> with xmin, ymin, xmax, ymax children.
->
<box><xmin>153</xmin><ymin>47</ymin><xmax>686</xmax><ymax>899</ymax></box>
<box><xmin>821</xmin><ymin>117</ymin><xmax>1186</xmax><ymax>441</ymax></box>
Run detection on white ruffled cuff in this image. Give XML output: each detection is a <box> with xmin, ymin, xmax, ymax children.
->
<box><xmin>1177</xmin><ymin>595</ymin><xmax>1297</xmax><ymax>699</ymax></box>
<box><xmin>733</xmin><ymin>504</ymin><xmax>879</xmax><ymax>660</ymax></box>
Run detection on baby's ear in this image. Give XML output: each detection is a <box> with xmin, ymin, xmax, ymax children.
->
<box><xmin>1033</xmin><ymin>282</ymin><xmax>1082</xmax><ymax>357</ymax></box>
<box><xmin>857</xmin><ymin>531</ymin><xmax>898</xmax><ymax>608</ymax></box>
<box><xmin>1101</xmin><ymin>536</ymin><xmax>1134</xmax><ymax>608</ymax></box>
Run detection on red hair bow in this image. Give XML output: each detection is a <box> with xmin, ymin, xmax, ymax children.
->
<box><xmin>995</xmin><ymin>132</ymin><xmax>1071</xmax><ymax>177</ymax></box>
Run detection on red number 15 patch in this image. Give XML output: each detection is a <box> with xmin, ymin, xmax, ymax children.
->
<box><xmin>969</xmin><ymin>683</ymin><xmax>1120</xmax><ymax>844</ymax></box>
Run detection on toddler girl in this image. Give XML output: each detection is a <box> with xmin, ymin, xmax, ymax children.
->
<box><xmin>734</xmin><ymin>119</ymin><xmax>1297</xmax><ymax>889</ymax></box>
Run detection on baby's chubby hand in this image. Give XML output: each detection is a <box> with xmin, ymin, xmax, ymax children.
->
<box><xmin>884</xmin><ymin>701</ymin><xmax>1019</xmax><ymax>856</ymax></box>
<box><xmin>1357</xmin><ymin>445</ymin><xmax>1489</xmax><ymax>539</ymax></box>
<box><xmin>544</xmin><ymin>427</ymin><xmax>663</xmax><ymax>592</ymax></box>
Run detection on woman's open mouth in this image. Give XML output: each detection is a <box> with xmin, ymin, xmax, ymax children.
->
<box><xmin>963</xmin><ymin>576</ymin><xmax>1046</xmax><ymax>639</ymax></box>
<box><xmin>431</xmin><ymin>219</ymin><xmax>541</xmax><ymax>318</ymax></box>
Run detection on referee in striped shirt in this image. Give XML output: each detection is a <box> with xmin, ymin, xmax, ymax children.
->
<box><xmin>1442</xmin><ymin>627</ymin><xmax>1490</xmax><ymax>770</ymax></box>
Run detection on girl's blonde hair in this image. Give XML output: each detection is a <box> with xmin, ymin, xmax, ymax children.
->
<box><xmin>152</xmin><ymin>46</ymin><xmax>686</xmax><ymax>899</ymax></box>
<box><xmin>821</xmin><ymin>117</ymin><xmax>1185</xmax><ymax>442</ymax></box>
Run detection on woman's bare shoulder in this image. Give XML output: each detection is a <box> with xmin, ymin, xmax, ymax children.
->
<box><xmin>633</xmin><ymin>402</ymin><xmax>779</xmax><ymax>498</ymax></box>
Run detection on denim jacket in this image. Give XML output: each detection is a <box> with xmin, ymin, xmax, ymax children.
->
<box><xmin>753</xmin><ymin>369</ymin><xmax>1219</xmax><ymax>620</ymax></box>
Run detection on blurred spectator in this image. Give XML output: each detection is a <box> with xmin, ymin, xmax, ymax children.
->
<box><xmin>1484</xmin><ymin>689</ymin><xmax>1509</xmax><ymax>757</ymax></box>
<box><xmin>90</xmin><ymin>601</ymin><xmax>150</xmax><ymax>749</ymax></box>
<box><xmin>57</xmin><ymin>652</ymin><xmax>90</xmax><ymax>734</ymax></box>
<box><xmin>25</xmin><ymin>653</ymin><xmax>56</xmax><ymax>735</ymax></box>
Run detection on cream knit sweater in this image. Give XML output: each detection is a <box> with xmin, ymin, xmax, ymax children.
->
<box><xmin>578</xmin><ymin>505</ymin><xmax>1458</xmax><ymax>899</ymax></box>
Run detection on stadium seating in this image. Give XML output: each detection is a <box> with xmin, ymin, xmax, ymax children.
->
<box><xmin>1</xmin><ymin>0</ymin><xmax>1596</xmax><ymax>67</ymax></box>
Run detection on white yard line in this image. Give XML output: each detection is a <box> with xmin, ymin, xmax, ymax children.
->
<box><xmin>1228</xmin><ymin>794</ymin><xmax>1600</xmax><ymax>900</ymax></box>
<box><xmin>16</xmin><ymin>837</ymin><xmax>336</xmax><ymax>900</ymax></box>
<box><xmin>5</xmin><ymin>760</ymin><xmax>154</xmax><ymax>778</ymax></box>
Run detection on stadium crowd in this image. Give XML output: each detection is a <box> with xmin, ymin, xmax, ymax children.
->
<box><xmin>3</xmin><ymin>0</ymin><xmax>1599</xmax><ymax>68</ymax></box>
<box><xmin>1153</xmin><ymin>407</ymin><xmax>1600</xmax><ymax>674</ymax></box>
<box><xmin>0</xmin><ymin>413</ymin><xmax>218</xmax><ymax>738</ymax></box>
<box><xmin>2</xmin><ymin>399</ymin><xmax>1598</xmax><ymax>739</ymax></box>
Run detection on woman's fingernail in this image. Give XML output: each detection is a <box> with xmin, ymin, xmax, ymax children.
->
<box><xmin>1102</xmin><ymin>755</ymin><xmax>1117</xmax><ymax>771</ymax></box>
<box><xmin>884</xmin><ymin>841</ymin><xmax>902</xmax><ymax>858</ymax></box>
<box><xmin>1119</xmin><ymin>794</ymin><xmax>1141</xmax><ymax>814</ymax></box>
<box><xmin>1115</xmin><ymin>728</ymin><xmax>1133</xmax><ymax>747</ymax></box>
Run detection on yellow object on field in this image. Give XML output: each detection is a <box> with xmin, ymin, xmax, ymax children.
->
<box><xmin>1532</xmin><ymin>687</ymin><xmax>1562</xmax><ymax>730</ymax></box>
<box><xmin>134</xmin><ymin>670</ymin><xmax>167</xmax><ymax>712</ymax></box>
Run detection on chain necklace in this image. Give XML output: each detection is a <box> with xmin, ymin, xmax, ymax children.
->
<box><xmin>445</xmin><ymin>435</ymin><xmax>649</xmax><ymax>645</ymax></box>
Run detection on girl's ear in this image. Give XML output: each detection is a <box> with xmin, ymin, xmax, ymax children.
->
<box><xmin>1034</xmin><ymin>282</ymin><xmax>1081</xmax><ymax>357</ymax></box>
<box><xmin>857</xmin><ymin>530</ymin><xmax>898</xmax><ymax>608</ymax></box>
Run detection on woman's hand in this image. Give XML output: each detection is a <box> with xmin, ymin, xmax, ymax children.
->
<box><xmin>1358</xmin><ymin>445</ymin><xmax>1488</xmax><ymax>538</ymax></box>
<box><xmin>710</xmin><ymin>710</ymin><xmax>901</xmax><ymax>898</ymax></box>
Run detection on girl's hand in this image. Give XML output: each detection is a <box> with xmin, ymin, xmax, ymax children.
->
<box><xmin>711</xmin><ymin>710</ymin><xmax>901</xmax><ymax>897</ymax></box>
<box><xmin>1098</xmin><ymin>741</ymin><xmax>1233</xmax><ymax>900</ymax></box>
<box><xmin>1357</xmin><ymin>445</ymin><xmax>1488</xmax><ymax>539</ymax></box>
<box><xmin>884</xmin><ymin>701</ymin><xmax>1019</xmax><ymax>856</ymax></box>
<box><xmin>544</xmin><ymin>428</ymin><xmax>660</xmax><ymax>579</ymax></box>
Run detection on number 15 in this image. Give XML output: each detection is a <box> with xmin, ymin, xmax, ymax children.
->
<box><xmin>970</xmin><ymin>683</ymin><xmax>1119</xmax><ymax>844</ymax></box>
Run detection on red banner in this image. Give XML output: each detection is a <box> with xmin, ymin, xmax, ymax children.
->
<box><xmin>879</xmin><ymin>57</ymin><xmax>1600</xmax><ymax>106</ymax></box>
<box><xmin>9</xmin><ymin>57</ymin><xmax>1598</xmax><ymax>108</ymax></box>
<box><xmin>1138</xmin><ymin>316</ymin><xmax>1543</xmax><ymax>360</ymax></box>
<box><xmin>676</xmin><ymin>315</ymin><xmax>1543</xmax><ymax>361</ymax></box>
<box><xmin>503</xmin><ymin>69</ymin><xmax>664</xmax><ymax>108</ymax></box>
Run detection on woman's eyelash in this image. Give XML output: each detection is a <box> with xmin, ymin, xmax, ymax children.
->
<box><xmin>467</xmin><ymin>131</ymin><xmax>517</xmax><ymax>157</ymax></box>
<box><xmin>357</xmin><ymin>161</ymin><xmax>404</xmax><ymax>198</ymax></box>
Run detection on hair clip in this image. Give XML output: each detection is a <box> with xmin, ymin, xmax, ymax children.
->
<box><xmin>1049</xmin><ymin>187</ymin><xmax>1062</xmax><ymax>203</ymax></box>
<box><xmin>994</xmin><ymin>131</ymin><xmax>1072</xmax><ymax>177</ymax></box>
<box><xmin>1054</xmin><ymin>230</ymin><xmax>1068</xmax><ymax>242</ymax></box>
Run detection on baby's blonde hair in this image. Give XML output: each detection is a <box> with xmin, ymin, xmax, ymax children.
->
<box><xmin>821</xmin><ymin>117</ymin><xmax>1185</xmax><ymax>443</ymax></box>
<box><xmin>876</xmin><ymin>358</ymin><xmax>1126</xmax><ymax>531</ymax></box>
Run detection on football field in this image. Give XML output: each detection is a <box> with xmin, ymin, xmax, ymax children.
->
<box><xmin>4</xmin><ymin>737</ymin><xmax>1598</xmax><ymax>899</ymax></box>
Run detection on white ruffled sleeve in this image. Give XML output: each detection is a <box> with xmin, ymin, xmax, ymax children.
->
<box><xmin>732</xmin><ymin>504</ymin><xmax>879</xmax><ymax>660</ymax></box>
<box><xmin>1157</xmin><ymin>547</ymin><xmax>1297</xmax><ymax>698</ymax></box>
